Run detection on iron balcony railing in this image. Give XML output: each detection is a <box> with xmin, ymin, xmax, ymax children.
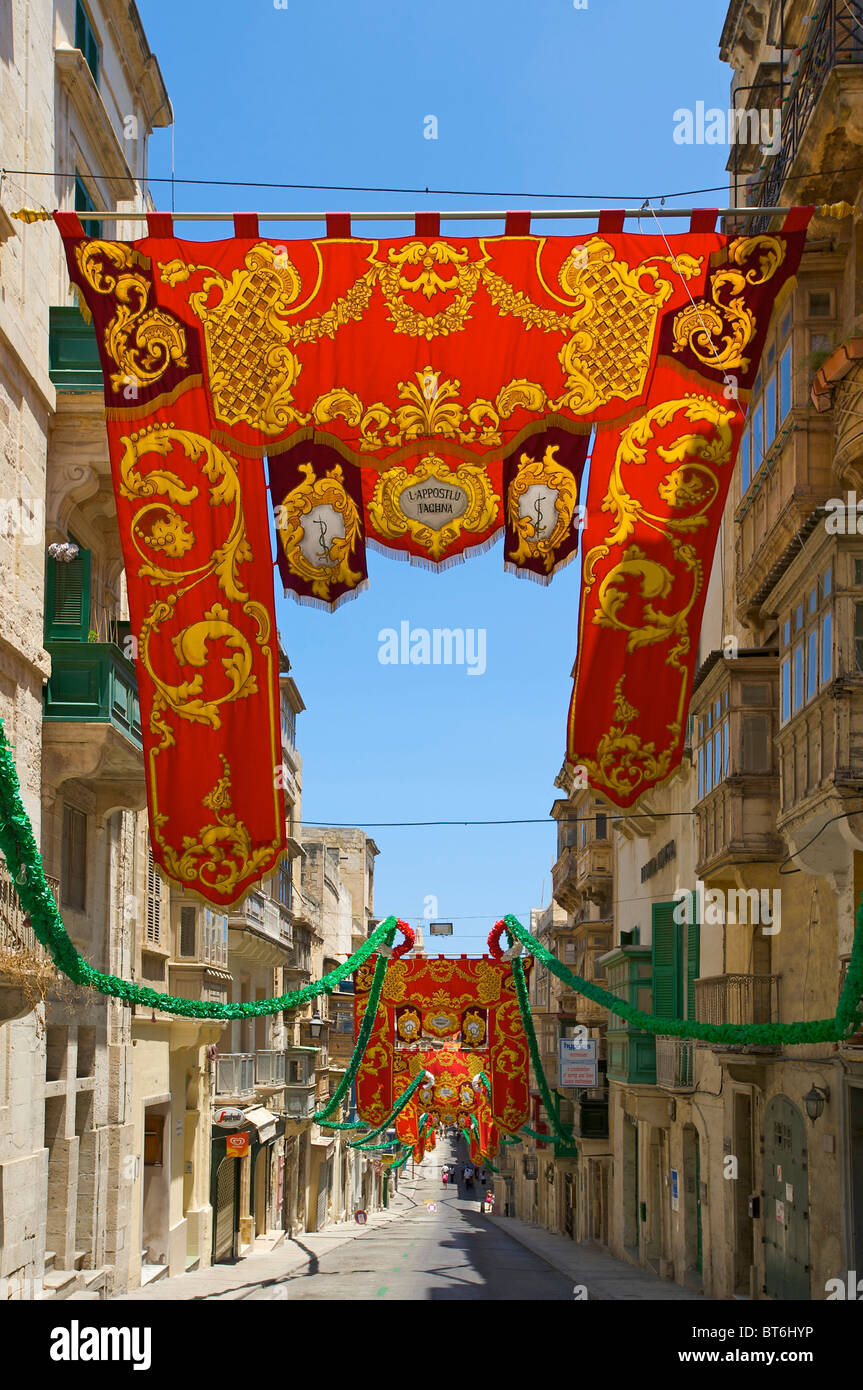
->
<box><xmin>696</xmin><ymin>974</ymin><xmax>780</xmax><ymax>1026</ymax></box>
<box><xmin>255</xmin><ymin>1049</ymin><xmax>286</xmax><ymax>1087</ymax></box>
<box><xmin>215</xmin><ymin>1052</ymin><xmax>255</xmax><ymax>1097</ymax></box>
<box><xmin>0</xmin><ymin>864</ymin><xmax>57</xmax><ymax>969</ymax></box>
<box><xmin>656</xmin><ymin>1035</ymin><xmax>695</xmax><ymax>1089</ymax></box>
<box><xmin>748</xmin><ymin>0</ymin><xmax>863</xmax><ymax>221</ymax></box>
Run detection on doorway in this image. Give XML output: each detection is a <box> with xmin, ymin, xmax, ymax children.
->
<box><xmin>623</xmin><ymin>1117</ymin><xmax>638</xmax><ymax>1253</ymax></box>
<box><xmin>851</xmin><ymin>1084</ymin><xmax>863</xmax><ymax>1273</ymax></box>
<box><xmin>682</xmin><ymin>1124</ymin><xmax>702</xmax><ymax>1281</ymax></box>
<box><xmin>733</xmin><ymin>1091</ymin><xmax>755</xmax><ymax>1295</ymax></box>
<box><xmin>763</xmin><ymin>1095</ymin><xmax>810</xmax><ymax>1300</ymax></box>
<box><xmin>142</xmin><ymin>1102</ymin><xmax>170</xmax><ymax>1267</ymax></box>
<box><xmin>213</xmin><ymin>1155</ymin><xmax>239</xmax><ymax>1262</ymax></box>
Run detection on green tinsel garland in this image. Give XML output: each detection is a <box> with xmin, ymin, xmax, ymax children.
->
<box><xmin>512</xmin><ymin>950</ymin><xmax>575</xmax><ymax>1148</ymax></box>
<box><xmin>313</xmin><ymin>949</ymin><xmax>388</xmax><ymax>1122</ymax></box>
<box><xmin>0</xmin><ymin>714</ymin><xmax>397</xmax><ymax>1017</ymax></box>
<box><xmin>349</xmin><ymin>1069</ymin><xmax>428</xmax><ymax>1148</ymax></box>
<box><xmin>503</xmin><ymin>911</ymin><xmax>863</xmax><ymax>1045</ymax></box>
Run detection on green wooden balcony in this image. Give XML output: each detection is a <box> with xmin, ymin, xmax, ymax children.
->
<box><xmin>603</xmin><ymin>943</ymin><xmax>657</xmax><ymax>1085</ymax></box>
<box><xmin>43</xmin><ymin>640</ymin><xmax>142</xmax><ymax>748</ymax></box>
<box><xmin>49</xmin><ymin>306</ymin><xmax>102</xmax><ymax>390</ymax></box>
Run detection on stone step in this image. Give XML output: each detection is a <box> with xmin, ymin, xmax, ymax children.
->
<box><xmin>43</xmin><ymin>1250</ymin><xmax>55</xmax><ymax>1274</ymax></box>
<box><xmin>141</xmin><ymin>1262</ymin><xmax>168</xmax><ymax>1286</ymax></box>
<box><xmin>73</xmin><ymin>1250</ymin><xmax>88</xmax><ymax>1270</ymax></box>
<box><xmin>42</xmin><ymin>1270</ymin><xmax>80</xmax><ymax>1299</ymax></box>
<box><xmin>83</xmin><ymin>1267</ymin><xmax>108</xmax><ymax>1290</ymax></box>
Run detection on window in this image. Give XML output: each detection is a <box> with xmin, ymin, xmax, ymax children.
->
<box><xmin>855</xmin><ymin>558</ymin><xmax>863</xmax><ymax>587</ymax></box>
<box><xmin>742</xmin><ymin>714</ymin><xmax>770</xmax><ymax>773</ymax></box>
<box><xmin>595</xmin><ymin>812</ymin><xmax>607</xmax><ymax>840</ymax></box>
<box><xmin>75</xmin><ymin>1</ymin><xmax>100</xmax><ymax>84</ymax></box>
<box><xmin>808</xmin><ymin>290</ymin><xmax>833</xmax><ymax>318</ymax></box>
<box><xmin>822</xmin><ymin>611</ymin><xmax>832</xmax><ymax>685</ymax></box>
<box><xmin>74</xmin><ymin>171</ymin><xmax>99</xmax><ymax>240</ymax></box>
<box><xmin>740</xmin><ymin>429</ymin><xmax>750</xmax><ymax>493</ymax></box>
<box><xmin>278</xmin><ymin>859</ymin><xmax>292</xmax><ymax>909</ymax></box>
<box><xmin>807</xmin><ymin>627</ymin><xmax>818</xmax><ymax>699</ymax></box>
<box><xmin>792</xmin><ymin>643</ymin><xmax>803</xmax><ymax>713</ymax></box>
<box><xmin>764</xmin><ymin>373</ymin><xmax>776</xmax><ymax>452</ymax></box>
<box><xmin>280</xmin><ymin>698</ymin><xmax>296</xmax><ymax>749</ymax></box>
<box><xmin>751</xmin><ymin>402</ymin><xmax>763</xmax><ymax>479</ymax></box>
<box><xmin>45</xmin><ymin>536</ymin><xmax>91</xmax><ymax>642</ymax></box>
<box><xmin>179</xmin><ymin>905</ymin><xmax>196</xmax><ymax>957</ymax></box>
<box><xmin>61</xmin><ymin>806</ymin><xmax>87</xmax><ymax>910</ymax></box>
<box><xmin>779</xmin><ymin>343</ymin><xmax>792</xmax><ymax>422</ymax></box>
<box><xmin>651</xmin><ymin>899</ymin><xmax>699</xmax><ymax>1022</ymax></box>
<box><xmin>856</xmin><ymin>605</ymin><xmax>863</xmax><ymax>673</ymax></box>
<box><xmin>781</xmin><ymin>656</ymin><xmax>791</xmax><ymax>723</ymax></box>
<box><xmin>795</xmin><ymin>604</ymin><xmax>804</xmax><ymax>632</ymax></box>
<box><xmin>146</xmin><ymin>845</ymin><xmax>162</xmax><ymax>946</ymax></box>
<box><xmin>782</xmin><ymin>617</ymin><xmax>790</xmax><ymax>645</ymax></box>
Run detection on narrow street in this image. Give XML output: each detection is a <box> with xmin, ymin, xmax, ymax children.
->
<box><xmin>118</xmin><ymin>1136</ymin><xmax>573</xmax><ymax>1302</ymax></box>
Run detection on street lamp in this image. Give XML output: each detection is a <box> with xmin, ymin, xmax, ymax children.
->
<box><xmin>802</xmin><ymin>1084</ymin><xmax>830</xmax><ymax>1123</ymax></box>
<box><xmin>308</xmin><ymin>1010</ymin><xmax>325</xmax><ymax>1040</ymax></box>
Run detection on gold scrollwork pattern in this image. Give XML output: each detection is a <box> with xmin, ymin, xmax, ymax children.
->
<box><xmin>76</xmin><ymin>241</ymin><xmax>188</xmax><ymax>393</ymax></box>
<box><xmin>670</xmin><ymin>233</ymin><xmax>786</xmax><ymax>373</ymax></box>
<box><xmin>377</xmin><ymin>241</ymin><xmax>487</xmax><ymax>339</ymax></box>
<box><xmin>368</xmin><ymin>453</ymin><xmax>499</xmax><ymax>560</ymax></box>
<box><xmin>159</xmin><ymin>245</ymin><xmax>309</xmax><ymax>434</ymax></box>
<box><xmin>275</xmin><ymin>461</ymin><xmax>363</xmax><ymax>600</ymax></box>
<box><xmin>118</xmin><ymin>423</ymin><xmax>282</xmax><ymax>897</ymax></box>
<box><xmin>506</xmin><ymin>444</ymin><xmax>580</xmax><ymax>571</ymax></box>
<box><xmin>578</xmin><ymin>394</ymin><xmax>735</xmax><ymax>801</ymax></box>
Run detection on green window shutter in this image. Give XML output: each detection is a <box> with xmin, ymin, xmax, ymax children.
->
<box><xmin>45</xmin><ymin>545</ymin><xmax>91</xmax><ymax>641</ymax></box>
<box><xmin>651</xmin><ymin>900</ymin><xmax>680</xmax><ymax>1019</ymax></box>
<box><xmin>75</xmin><ymin>2</ymin><xmax>100</xmax><ymax>84</ymax></box>
<box><xmin>74</xmin><ymin>172</ymin><xmax>100</xmax><ymax>240</ymax></box>
<box><xmin>686</xmin><ymin>901</ymin><xmax>700</xmax><ymax>1022</ymax></box>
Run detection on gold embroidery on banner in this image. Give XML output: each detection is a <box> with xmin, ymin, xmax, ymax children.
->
<box><xmin>275</xmin><ymin>461</ymin><xmax>363</xmax><ymax>601</ymax></box>
<box><xmin>577</xmin><ymin>395</ymin><xmax>735</xmax><ymax>802</ymax></box>
<box><xmin>368</xmin><ymin>453</ymin><xmax>499</xmax><ymax>560</ymax></box>
<box><xmin>377</xmin><ymin>241</ymin><xmax>487</xmax><ymax>339</ymax></box>
<box><xmin>75</xmin><ymin>241</ymin><xmax>188</xmax><ymax>392</ymax></box>
<box><xmin>159</xmin><ymin>245</ymin><xmax>308</xmax><ymax>434</ymax></box>
<box><xmin>118</xmin><ymin>424</ymin><xmax>282</xmax><ymax>898</ymax></box>
<box><xmin>506</xmin><ymin>444</ymin><xmax>580</xmax><ymax>571</ymax></box>
<box><xmin>670</xmin><ymin>234</ymin><xmax>786</xmax><ymax>373</ymax></box>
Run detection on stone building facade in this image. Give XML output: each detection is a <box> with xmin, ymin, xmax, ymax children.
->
<box><xmin>498</xmin><ymin>0</ymin><xmax>863</xmax><ymax>1301</ymax></box>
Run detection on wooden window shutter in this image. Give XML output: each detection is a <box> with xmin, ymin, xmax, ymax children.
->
<box><xmin>179</xmin><ymin>905</ymin><xmax>196</xmax><ymax>957</ymax></box>
<box><xmin>685</xmin><ymin>895</ymin><xmax>700</xmax><ymax>1021</ymax></box>
<box><xmin>45</xmin><ymin>544</ymin><xmax>91</xmax><ymax>642</ymax></box>
<box><xmin>146</xmin><ymin>846</ymin><xmax>161</xmax><ymax>946</ymax></box>
<box><xmin>651</xmin><ymin>900</ymin><xmax>680</xmax><ymax>1019</ymax></box>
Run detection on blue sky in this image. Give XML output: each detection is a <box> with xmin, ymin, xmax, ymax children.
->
<box><xmin>137</xmin><ymin>0</ymin><xmax>732</xmax><ymax>951</ymax></box>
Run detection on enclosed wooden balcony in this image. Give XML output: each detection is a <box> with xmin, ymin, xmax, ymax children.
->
<box><xmin>552</xmin><ymin>841</ymin><xmax>613</xmax><ymax>913</ymax></box>
<box><xmin>690</xmin><ymin>649</ymin><xmax>785</xmax><ymax>878</ymax></box>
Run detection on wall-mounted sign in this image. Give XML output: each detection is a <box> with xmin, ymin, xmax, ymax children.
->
<box><xmin>355</xmin><ymin>1210</ymin><xmax>368</xmax><ymax>1224</ymax></box>
<box><xmin>429</xmin><ymin>922</ymin><xmax>454</xmax><ymax>936</ymax></box>
<box><xmin>640</xmin><ymin>840</ymin><xmax>676</xmax><ymax>884</ymax></box>
<box><xmin>226</xmin><ymin>1131</ymin><xmax>250</xmax><ymax>1159</ymax></box>
<box><xmin>559</xmin><ymin>1038</ymin><xmax>598</xmax><ymax>1087</ymax></box>
<box><xmin>214</xmin><ymin>1107</ymin><xmax>246</xmax><ymax>1129</ymax></box>
<box><xmin>671</xmin><ymin>1168</ymin><xmax>679</xmax><ymax>1212</ymax></box>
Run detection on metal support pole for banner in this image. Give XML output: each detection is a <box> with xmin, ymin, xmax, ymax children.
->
<box><xmin>23</xmin><ymin>205</ymin><xmax>804</xmax><ymax>223</ymax></box>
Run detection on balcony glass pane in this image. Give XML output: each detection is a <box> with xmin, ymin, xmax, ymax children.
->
<box><xmin>807</xmin><ymin>628</ymin><xmax>817</xmax><ymax>699</ymax></box>
<box><xmin>764</xmin><ymin>374</ymin><xmax>776</xmax><ymax>451</ymax></box>
<box><xmin>713</xmin><ymin>728</ymin><xmax>721</xmax><ymax>783</ymax></box>
<box><xmin>723</xmin><ymin>719</ymin><xmax>729</xmax><ymax>775</ymax></box>
<box><xmin>698</xmin><ymin>747</ymin><xmax>703</xmax><ymax>800</ymax></box>
<box><xmin>740</xmin><ymin>430</ymin><xmax>750</xmax><ymax>493</ymax></box>
<box><xmin>752</xmin><ymin>403</ymin><xmax>763</xmax><ymax>477</ymax></box>
<box><xmin>705</xmin><ymin>737</ymin><xmax>713</xmax><ymax>792</ymax></box>
<box><xmin>793</xmin><ymin>644</ymin><xmax>803</xmax><ymax>712</ymax></box>
<box><xmin>821</xmin><ymin>612</ymin><xmax>832</xmax><ymax>684</ymax></box>
<box><xmin>779</xmin><ymin>344</ymin><xmax>791</xmax><ymax>421</ymax></box>
<box><xmin>780</xmin><ymin>657</ymin><xmax>790</xmax><ymax>722</ymax></box>
<box><xmin>824</xmin><ymin>567</ymin><xmax>832</xmax><ymax>597</ymax></box>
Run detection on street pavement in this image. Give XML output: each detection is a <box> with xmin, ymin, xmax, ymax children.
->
<box><xmin>113</xmin><ymin>1134</ymin><xmax>702</xmax><ymax>1301</ymax></box>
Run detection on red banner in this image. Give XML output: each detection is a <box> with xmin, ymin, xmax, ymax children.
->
<box><xmin>55</xmin><ymin>209</ymin><xmax>812</xmax><ymax>855</ymax></box>
<box><xmin>354</xmin><ymin>953</ymin><xmax>532</xmax><ymax>1137</ymax></box>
